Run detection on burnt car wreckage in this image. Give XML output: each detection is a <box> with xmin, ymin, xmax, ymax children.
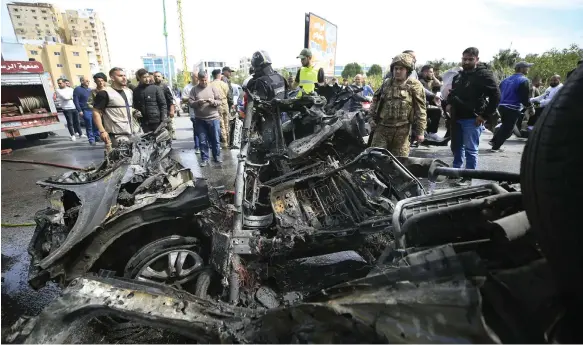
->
<box><xmin>8</xmin><ymin>67</ymin><xmax>583</xmax><ymax>344</ymax></box>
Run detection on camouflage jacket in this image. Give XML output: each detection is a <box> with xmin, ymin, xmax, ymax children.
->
<box><xmin>371</xmin><ymin>78</ymin><xmax>427</xmax><ymax>135</ymax></box>
<box><xmin>210</xmin><ymin>79</ymin><xmax>229</xmax><ymax>111</ymax></box>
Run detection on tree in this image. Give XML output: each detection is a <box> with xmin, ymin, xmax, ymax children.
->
<box><xmin>231</xmin><ymin>69</ymin><xmax>248</xmax><ymax>86</ymax></box>
<box><xmin>173</xmin><ymin>70</ymin><xmax>186</xmax><ymax>90</ymax></box>
<box><xmin>341</xmin><ymin>63</ymin><xmax>363</xmax><ymax>80</ymax></box>
<box><xmin>367</xmin><ymin>64</ymin><xmax>383</xmax><ymax>76</ymax></box>
<box><xmin>278</xmin><ymin>69</ymin><xmax>291</xmax><ymax>79</ymax></box>
<box><xmin>490</xmin><ymin>49</ymin><xmax>522</xmax><ymax>80</ymax></box>
<box><xmin>524</xmin><ymin>44</ymin><xmax>581</xmax><ymax>83</ymax></box>
<box><xmin>425</xmin><ymin>59</ymin><xmax>459</xmax><ymax>75</ymax></box>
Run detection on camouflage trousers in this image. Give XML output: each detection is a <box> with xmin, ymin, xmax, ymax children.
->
<box><xmin>218</xmin><ymin>107</ymin><xmax>230</xmax><ymax>147</ymax></box>
<box><xmin>370</xmin><ymin>124</ymin><xmax>411</xmax><ymax>157</ymax></box>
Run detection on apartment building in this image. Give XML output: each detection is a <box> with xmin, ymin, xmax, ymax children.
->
<box><xmin>239</xmin><ymin>56</ymin><xmax>251</xmax><ymax>72</ymax></box>
<box><xmin>24</xmin><ymin>43</ymin><xmax>91</xmax><ymax>86</ymax></box>
<box><xmin>142</xmin><ymin>54</ymin><xmax>176</xmax><ymax>80</ymax></box>
<box><xmin>6</xmin><ymin>2</ymin><xmax>62</xmax><ymax>43</ymax></box>
<box><xmin>61</xmin><ymin>9</ymin><xmax>111</xmax><ymax>74</ymax></box>
<box><xmin>6</xmin><ymin>2</ymin><xmax>111</xmax><ymax>74</ymax></box>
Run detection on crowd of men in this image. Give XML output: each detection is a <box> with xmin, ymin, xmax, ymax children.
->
<box><xmin>65</xmin><ymin>46</ymin><xmax>578</xmax><ymax>179</ymax></box>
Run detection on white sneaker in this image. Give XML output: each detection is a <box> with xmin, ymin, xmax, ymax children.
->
<box><xmin>79</xmin><ymin>134</ymin><xmax>87</xmax><ymax>138</ymax></box>
<box><xmin>426</xmin><ymin>132</ymin><xmax>442</xmax><ymax>141</ymax></box>
<box><xmin>70</xmin><ymin>135</ymin><xmax>77</xmax><ymax>141</ymax></box>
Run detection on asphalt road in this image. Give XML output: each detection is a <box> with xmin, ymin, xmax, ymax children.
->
<box><xmin>0</xmin><ymin>116</ymin><xmax>526</xmax><ymax>334</ymax></box>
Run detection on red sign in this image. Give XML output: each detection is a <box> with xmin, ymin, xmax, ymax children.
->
<box><xmin>1</xmin><ymin>61</ymin><xmax>44</xmax><ymax>74</ymax></box>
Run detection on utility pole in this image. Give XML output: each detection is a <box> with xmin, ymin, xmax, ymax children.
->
<box><xmin>163</xmin><ymin>0</ymin><xmax>173</xmax><ymax>89</ymax></box>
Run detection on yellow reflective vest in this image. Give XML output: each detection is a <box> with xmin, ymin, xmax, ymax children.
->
<box><xmin>297</xmin><ymin>66</ymin><xmax>318</xmax><ymax>98</ymax></box>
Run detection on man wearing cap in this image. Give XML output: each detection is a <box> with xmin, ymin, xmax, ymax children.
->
<box><xmin>489</xmin><ymin>61</ymin><xmax>535</xmax><ymax>152</ymax></box>
<box><xmin>210</xmin><ymin>69</ymin><xmax>230</xmax><ymax>147</ymax></box>
<box><xmin>221</xmin><ymin>67</ymin><xmax>235</xmax><ymax>111</ymax></box>
<box><xmin>294</xmin><ymin>48</ymin><xmax>325</xmax><ymax>98</ymax></box>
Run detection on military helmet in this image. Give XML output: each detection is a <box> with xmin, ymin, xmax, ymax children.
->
<box><xmin>251</xmin><ymin>50</ymin><xmax>272</xmax><ymax>69</ymax></box>
<box><xmin>390</xmin><ymin>53</ymin><xmax>415</xmax><ymax>71</ymax></box>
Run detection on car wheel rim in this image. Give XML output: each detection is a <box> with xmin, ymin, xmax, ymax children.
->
<box><xmin>135</xmin><ymin>249</ymin><xmax>204</xmax><ymax>286</ymax></box>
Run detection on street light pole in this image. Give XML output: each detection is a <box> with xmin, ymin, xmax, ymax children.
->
<box><xmin>163</xmin><ymin>0</ymin><xmax>173</xmax><ymax>89</ymax></box>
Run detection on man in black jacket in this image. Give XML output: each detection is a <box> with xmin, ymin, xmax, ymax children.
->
<box><xmin>133</xmin><ymin>69</ymin><xmax>167</xmax><ymax>133</ymax></box>
<box><xmin>446</xmin><ymin>47</ymin><xmax>500</xmax><ymax>183</ymax></box>
<box><xmin>153</xmin><ymin>71</ymin><xmax>176</xmax><ymax>139</ymax></box>
<box><xmin>247</xmin><ymin>50</ymin><xmax>287</xmax><ymax>101</ymax></box>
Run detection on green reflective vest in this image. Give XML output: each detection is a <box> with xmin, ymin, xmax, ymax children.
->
<box><xmin>297</xmin><ymin>66</ymin><xmax>318</xmax><ymax>98</ymax></box>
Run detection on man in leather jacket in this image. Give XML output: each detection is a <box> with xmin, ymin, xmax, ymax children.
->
<box><xmin>446</xmin><ymin>47</ymin><xmax>500</xmax><ymax>182</ymax></box>
<box><xmin>132</xmin><ymin>68</ymin><xmax>168</xmax><ymax>133</ymax></box>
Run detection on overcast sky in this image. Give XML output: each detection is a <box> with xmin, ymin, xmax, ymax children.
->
<box><xmin>2</xmin><ymin>0</ymin><xmax>583</xmax><ymax>71</ymax></box>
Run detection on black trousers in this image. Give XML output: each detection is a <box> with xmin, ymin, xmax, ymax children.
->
<box><xmin>527</xmin><ymin>107</ymin><xmax>544</xmax><ymax>126</ymax></box>
<box><xmin>63</xmin><ymin>109</ymin><xmax>82</xmax><ymax>136</ymax></box>
<box><xmin>426</xmin><ymin>107</ymin><xmax>442</xmax><ymax>133</ymax></box>
<box><xmin>491</xmin><ymin>106</ymin><xmax>521</xmax><ymax>149</ymax></box>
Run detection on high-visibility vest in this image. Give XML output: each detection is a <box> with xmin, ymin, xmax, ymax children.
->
<box><xmin>297</xmin><ymin>66</ymin><xmax>318</xmax><ymax>98</ymax></box>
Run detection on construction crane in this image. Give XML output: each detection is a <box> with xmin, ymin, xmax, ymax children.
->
<box><xmin>176</xmin><ymin>0</ymin><xmax>190</xmax><ymax>84</ymax></box>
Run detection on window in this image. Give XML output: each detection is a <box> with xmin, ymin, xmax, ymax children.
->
<box><xmin>13</xmin><ymin>8</ymin><xmax>18</xmax><ymax>12</ymax></box>
<box><xmin>33</xmin><ymin>16</ymin><xmax>37</xmax><ymax>19</ymax></box>
<box><xmin>42</xmin><ymin>10</ymin><xmax>47</xmax><ymax>13</ymax></box>
<box><xmin>154</xmin><ymin>59</ymin><xmax>163</xmax><ymax>64</ymax></box>
<box><xmin>35</xmin><ymin>24</ymin><xmax>39</xmax><ymax>27</ymax></box>
<box><xmin>31</xmin><ymin>9</ymin><xmax>36</xmax><ymax>13</ymax></box>
<box><xmin>43</xmin><ymin>17</ymin><xmax>47</xmax><ymax>20</ymax></box>
<box><xmin>18</xmin><ymin>23</ymin><xmax>22</xmax><ymax>26</ymax></box>
<box><xmin>57</xmin><ymin>64</ymin><xmax>63</xmax><ymax>67</ymax></box>
<box><xmin>75</xmin><ymin>64</ymin><xmax>82</xmax><ymax>68</ymax></box>
<box><xmin>30</xmin><ymin>50</ymin><xmax>39</xmax><ymax>55</ymax></box>
<box><xmin>45</xmin><ymin>24</ymin><xmax>49</xmax><ymax>27</ymax></box>
<box><xmin>54</xmin><ymin>52</ymin><xmax>61</xmax><ymax>55</ymax></box>
<box><xmin>37</xmin><ymin>37</ymin><xmax>42</xmax><ymax>40</ymax></box>
<box><xmin>72</xmin><ymin>26</ymin><xmax>75</xmax><ymax>29</ymax></box>
<box><xmin>73</xmin><ymin>52</ymin><xmax>79</xmax><ymax>56</ymax></box>
<box><xmin>16</xmin><ymin>15</ymin><xmax>20</xmax><ymax>18</ymax></box>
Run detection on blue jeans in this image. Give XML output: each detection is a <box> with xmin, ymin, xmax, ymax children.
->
<box><xmin>82</xmin><ymin>109</ymin><xmax>100</xmax><ymax>143</ymax></box>
<box><xmin>190</xmin><ymin>118</ymin><xmax>200</xmax><ymax>149</ymax></box>
<box><xmin>452</xmin><ymin>118</ymin><xmax>484</xmax><ymax>170</ymax></box>
<box><xmin>195</xmin><ymin>119</ymin><xmax>221</xmax><ymax>162</ymax></box>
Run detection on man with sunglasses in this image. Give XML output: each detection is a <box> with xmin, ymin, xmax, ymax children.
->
<box><xmin>294</xmin><ymin>48</ymin><xmax>325</xmax><ymax>98</ymax></box>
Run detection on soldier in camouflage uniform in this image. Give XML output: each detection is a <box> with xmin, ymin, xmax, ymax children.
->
<box><xmin>369</xmin><ymin>53</ymin><xmax>427</xmax><ymax>157</ymax></box>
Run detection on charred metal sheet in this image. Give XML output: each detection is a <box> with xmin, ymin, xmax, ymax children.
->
<box><xmin>13</xmin><ymin>249</ymin><xmax>507</xmax><ymax>344</ymax></box>
<box><xmin>34</xmin><ymin>163</ymin><xmax>129</xmax><ymax>269</ymax></box>
<box><xmin>272</xmin><ymin>250</ymin><xmax>368</xmax><ymax>293</ymax></box>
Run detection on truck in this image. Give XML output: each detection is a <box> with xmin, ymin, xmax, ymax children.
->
<box><xmin>1</xmin><ymin>60</ymin><xmax>61</xmax><ymax>140</ymax></box>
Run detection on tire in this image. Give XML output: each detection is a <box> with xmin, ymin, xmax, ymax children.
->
<box><xmin>520</xmin><ymin>64</ymin><xmax>583</xmax><ymax>304</ymax></box>
<box><xmin>123</xmin><ymin>236</ymin><xmax>204</xmax><ymax>283</ymax></box>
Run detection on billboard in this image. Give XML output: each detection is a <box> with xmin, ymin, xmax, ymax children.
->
<box><xmin>304</xmin><ymin>13</ymin><xmax>337</xmax><ymax>77</ymax></box>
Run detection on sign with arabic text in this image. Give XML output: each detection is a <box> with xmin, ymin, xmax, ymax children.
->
<box><xmin>304</xmin><ymin>13</ymin><xmax>337</xmax><ymax>77</ymax></box>
<box><xmin>1</xmin><ymin>61</ymin><xmax>44</xmax><ymax>74</ymax></box>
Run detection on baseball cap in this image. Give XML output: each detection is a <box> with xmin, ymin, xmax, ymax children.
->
<box><xmin>297</xmin><ymin>48</ymin><xmax>312</xmax><ymax>59</ymax></box>
<box><xmin>222</xmin><ymin>66</ymin><xmax>233</xmax><ymax>73</ymax></box>
<box><xmin>515</xmin><ymin>61</ymin><xmax>534</xmax><ymax>69</ymax></box>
